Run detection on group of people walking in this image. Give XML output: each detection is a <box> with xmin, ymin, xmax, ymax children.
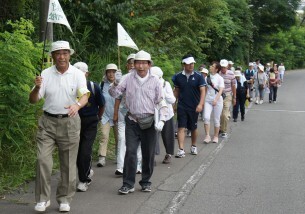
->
<box><xmin>29</xmin><ymin>40</ymin><xmax>283</xmax><ymax>212</ymax></box>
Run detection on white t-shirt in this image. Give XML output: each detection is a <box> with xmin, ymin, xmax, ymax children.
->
<box><xmin>205</xmin><ymin>73</ymin><xmax>224</xmax><ymax>102</ymax></box>
<box><xmin>38</xmin><ymin>64</ymin><xmax>88</xmax><ymax>114</ymax></box>
<box><xmin>278</xmin><ymin>65</ymin><xmax>285</xmax><ymax>74</ymax></box>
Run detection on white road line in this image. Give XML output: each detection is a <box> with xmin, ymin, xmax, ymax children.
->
<box><xmin>251</xmin><ymin>109</ymin><xmax>305</xmax><ymax>113</ymax></box>
<box><xmin>166</xmin><ymin>141</ymin><xmax>226</xmax><ymax>214</ymax></box>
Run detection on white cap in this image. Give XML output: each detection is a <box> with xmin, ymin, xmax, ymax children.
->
<box><xmin>249</xmin><ymin>62</ymin><xmax>254</xmax><ymax>66</ymax></box>
<box><xmin>127</xmin><ymin>53</ymin><xmax>136</xmax><ymax>62</ymax></box>
<box><xmin>134</xmin><ymin>50</ymin><xmax>152</xmax><ymax>62</ymax></box>
<box><xmin>105</xmin><ymin>63</ymin><xmax>118</xmax><ymax>71</ymax></box>
<box><xmin>258</xmin><ymin>65</ymin><xmax>264</xmax><ymax>71</ymax></box>
<box><xmin>200</xmin><ymin>68</ymin><xmax>209</xmax><ymax>74</ymax></box>
<box><xmin>74</xmin><ymin>62</ymin><xmax>88</xmax><ymax>73</ymax></box>
<box><xmin>150</xmin><ymin>66</ymin><xmax>163</xmax><ymax>78</ymax></box>
<box><xmin>220</xmin><ymin>59</ymin><xmax>228</xmax><ymax>67</ymax></box>
<box><xmin>228</xmin><ymin>60</ymin><xmax>234</xmax><ymax>65</ymax></box>
<box><xmin>50</xmin><ymin>41</ymin><xmax>74</xmax><ymax>55</ymax></box>
<box><xmin>182</xmin><ymin>57</ymin><xmax>196</xmax><ymax>64</ymax></box>
<box><xmin>234</xmin><ymin>70</ymin><xmax>242</xmax><ymax>77</ymax></box>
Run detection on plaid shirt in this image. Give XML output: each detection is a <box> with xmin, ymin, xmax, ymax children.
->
<box><xmin>109</xmin><ymin>70</ymin><xmax>168</xmax><ymax>121</ymax></box>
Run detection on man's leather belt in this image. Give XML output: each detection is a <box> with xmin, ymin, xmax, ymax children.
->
<box><xmin>44</xmin><ymin>111</ymin><xmax>69</xmax><ymax>118</ymax></box>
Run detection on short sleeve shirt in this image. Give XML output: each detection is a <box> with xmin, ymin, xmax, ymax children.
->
<box><xmin>172</xmin><ymin>70</ymin><xmax>206</xmax><ymax>111</ymax></box>
<box><xmin>39</xmin><ymin>64</ymin><xmax>88</xmax><ymax>114</ymax></box>
<box><xmin>205</xmin><ymin>73</ymin><xmax>224</xmax><ymax>102</ymax></box>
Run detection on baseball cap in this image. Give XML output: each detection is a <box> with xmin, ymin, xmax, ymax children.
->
<box><xmin>74</xmin><ymin>62</ymin><xmax>88</xmax><ymax>73</ymax></box>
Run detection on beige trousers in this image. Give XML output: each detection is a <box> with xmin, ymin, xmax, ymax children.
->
<box><xmin>220</xmin><ymin>94</ymin><xmax>232</xmax><ymax>133</ymax></box>
<box><xmin>35</xmin><ymin>114</ymin><xmax>80</xmax><ymax>204</ymax></box>
<box><xmin>98</xmin><ymin>122</ymin><xmax>118</xmax><ymax>157</ymax></box>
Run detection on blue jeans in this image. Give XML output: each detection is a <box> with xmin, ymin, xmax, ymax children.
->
<box><xmin>123</xmin><ymin>116</ymin><xmax>157</xmax><ymax>188</ymax></box>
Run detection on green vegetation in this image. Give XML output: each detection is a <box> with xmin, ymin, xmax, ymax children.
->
<box><xmin>1</xmin><ymin>0</ymin><xmax>305</xmax><ymax>194</ymax></box>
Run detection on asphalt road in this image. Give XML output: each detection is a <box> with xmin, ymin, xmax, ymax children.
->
<box><xmin>1</xmin><ymin>70</ymin><xmax>305</xmax><ymax>214</ymax></box>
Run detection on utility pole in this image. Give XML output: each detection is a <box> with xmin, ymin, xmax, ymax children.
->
<box><xmin>39</xmin><ymin>0</ymin><xmax>53</xmax><ymax>43</ymax></box>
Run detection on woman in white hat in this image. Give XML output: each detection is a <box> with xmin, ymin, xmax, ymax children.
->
<box><xmin>233</xmin><ymin>69</ymin><xmax>249</xmax><ymax>122</ymax></box>
<box><xmin>254</xmin><ymin>65</ymin><xmax>267</xmax><ymax>104</ymax></box>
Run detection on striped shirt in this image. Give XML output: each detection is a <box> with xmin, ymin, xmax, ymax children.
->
<box><xmin>109</xmin><ymin>69</ymin><xmax>168</xmax><ymax>121</ymax></box>
<box><xmin>219</xmin><ymin>69</ymin><xmax>236</xmax><ymax>94</ymax></box>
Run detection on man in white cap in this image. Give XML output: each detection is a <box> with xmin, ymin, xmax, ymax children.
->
<box><xmin>29</xmin><ymin>41</ymin><xmax>89</xmax><ymax>212</ymax></box>
<box><xmin>172</xmin><ymin>54</ymin><xmax>206</xmax><ymax>158</ymax></box>
<box><xmin>109</xmin><ymin>50</ymin><xmax>168</xmax><ymax>194</ymax></box>
<box><xmin>73</xmin><ymin>62</ymin><xmax>105</xmax><ymax>192</ymax></box>
<box><xmin>97</xmin><ymin>63</ymin><xmax>121</xmax><ymax>168</ymax></box>
<box><xmin>244</xmin><ymin>62</ymin><xmax>255</xmax><ymax>101</ymax></box>
<box><xmin>219</xmin><ymin>59</ymin><xmax>236</xmax><ymax>138</ymax></box>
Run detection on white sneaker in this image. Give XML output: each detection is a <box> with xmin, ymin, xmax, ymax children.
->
<box><xmin>97</xmin><ymin>156</ymin><xmax>106</xmax><ymax>167</ymax></box>
<box><xmin>260</xmin><ymin>100</ymin><xmax>263</xmax><ymax>104</ymax></box>
<box><xmin>59</xmin><ymin>203</ymin><xmax>70</xmax><ymax>212</ymax></box>
<box><xmin>190</xmin><ymin>146</ymin><xmax>197</xmax><ymax>155</ymax></box>
<box><xmin>175</xmin><ymin>149</ymin><xmax>186</xmax><ymax>158</ymax></box>
<box><xmin>255</xmin><ymin>100</ymin><xmax>259</xmax><ymax>104</ymax></box>
<box><xmin>77</xmin><ymin>182</ymin><xmax>88</xmax><ymax>192</ymax></box>
<box><xmin>88</xmin><ymin>169</ymin><xmax>94</xmax><ymax>179</ymax></box>
<box><xmin>34</xmin><ymin>200</ymin><xmax>50</xmax><ymax>212</ymax></box>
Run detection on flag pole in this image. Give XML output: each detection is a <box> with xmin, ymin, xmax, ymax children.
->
<box><xmin>118</xmin><ymin>46</ymin><xmax>121</xmax><ymax>70</ymax></box>
<box><xmin>39</xmin><ymin>22</ymin><xmax>49</xmax><ymax>75</ymax></box>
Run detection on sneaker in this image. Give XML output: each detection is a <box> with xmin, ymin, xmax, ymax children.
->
<box><xmin>260</xmin><ymin>100</ymin><xmax>263</xmax><ymax>104</ymax></box>
<box><xmin>77</xmin><ymin>182</ymin><xmax>88</xmax><ymax>192</ymax></box>
<box><xmin>59</xmin><ymin>203</ymin><xmax>70</xmax><ymax>212</ymax></box>
<box><xmin>115</xmin><ymin>169</ymin><xmax>123</xmax><ymax>176</ymax></box>
<box><xmin>141</xmin><ymin>185</ymin><xmax>152</xmax><ymax>192</ymax></box>
<box><xmin>212</xmin><ymin>137</ymin><xmax>219</xmax><ymax>143</ymax></box>
<box><xmin>34</xmin><ymin>200</ymin><xmax>50</xmax><ymax>212</ymax></box>
<box><xmin>269</xmin><ymin>100</ymin><xmax>272</xmax><ymax>103</ymax></box>
<box><xmin>190</xmin><ymin>145</ymin><xmax>197</xmax><ymax>155</ymax></box>
<box><xmin>88</xmin><ymin>169</ymin><xmax>94</xmax><ymax>179</ymax></box>
<box><xmin>255</xmin><ymin>100</ymin><xmax>259</xmax><ymax>104</ymax></box>
<box><xmin>241</xmin><ymin>116</ymin><xmax>244</xmax><ymax>121</ymax></box>
<box><xmin>221</xmin><ymin>132</ymin><xmax>228</xmax><ymax>138</ymax></box>
<box><xmin>273</xmin><ymin>101</ymin><xmax>276</xmax><ymax>104</ymax></box>
<box><xmin>203</xmin><ymin>135</ymin><xmax>211</xmax><ymax>144</ymax></box>
<box><xmin>233</xmin><ymin>118</ymin><xmax>237</xmax><ymax>122</ymax></box>
<box><xmin>175</xmin><ymin>149</ymin><xmax>185</xmax><ymax>158</ymax></box>
<box><xmin>186</xmin><ymin>130</ymin><xmax>191</xmax><ymax>137</ymax></box>
<box><xmin>118</xmin><ymin>186</ymin><xmax>135</xmax><ymax>194</ymax></box>
<box><xmin>174</xmin><ymin>132</ymin><xmax>177</xmax><ymax>138</ymax></box>
<box><xmin>162</xmin><ymin>154</ymin><xmax>171</xmax><ymax>164</ymax></box>
<box><xmin>97</xmin><ymin>156</ymin><xmax>106</xmax><ymax>167</ymax></box>
<box><xmin>136</xmin><ymin>170</ymin><xmax>142</xmax><ymax>174</ymax></box>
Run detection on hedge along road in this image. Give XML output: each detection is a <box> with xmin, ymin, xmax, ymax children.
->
<box><xmin>1</xmin><ymin>69</ymin><xmax>305</xmax><ymax>213</ymax></box>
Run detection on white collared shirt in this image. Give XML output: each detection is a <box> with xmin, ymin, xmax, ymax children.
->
<box><xmin>38</xmin><ymin>64</ymin><xmax>89</xmax><ymax>114</ymax></box>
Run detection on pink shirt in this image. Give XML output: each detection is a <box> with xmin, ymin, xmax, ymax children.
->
<box><xmin>109</xmin><ymin>70</ymin><xmax>168</xmax><ymax>121</ymax></box>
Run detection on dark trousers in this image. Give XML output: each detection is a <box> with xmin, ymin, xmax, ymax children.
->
<box><xmin>233</xmin><ymin>96</ymin><xmax>246</xmax><ymax>119</ymax></box>
<box><xmin>269</xmin><ymin>86</ymin><xmax>278</xmax><ymax>101</ymax></box>
<box><xmin>123</xmin><ymin>116</ymin><xmax>157</xmax><ymax>188</ymax></box>
<box><xmin>77</xmin><ymin>115</ymin><xmax>99</xmax><ymax>183</ymax></box>
<box><xmin>155</xmin><ymin>117</ymin><xmax>175</xmax><ymax>155</ymax></box>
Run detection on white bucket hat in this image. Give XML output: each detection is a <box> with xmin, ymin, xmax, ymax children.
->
<box><xmin>200</xmin><ymin>68</ymin><xmax>209</xmax><ymax>74</ymax></box>
<box><xmin>249</xmin><ymin>62</ymin><xmax>254</xmax><ymax>66</ymax></box>
<box><xmin>258</xmin><ymin>65</ymin><xmax>264</xmax><ymax>71</ymax></box>
<box><xmin>127</xmin><ymin>53</ymin><xmax>136</xmax><ymax>62</ymax></box>
<box><xmin>220</xmin><ymin>59</ymin><xmax>228</xmax><ymax>67</ymax></box>
<box><xmin>150</xmin><ymin>66</ymin><xmax>163</xmax><ymax>78</ymax></box>
<box><xmin>105</xmin><ymin>63</ymin><xmax>118</xmax><ymax>71</ymax></box>
<box><xmin>134</xmin><ymin>50</ymin><xmax>152</xmax><ymax>62</ymax></box>
<box><xmin>50</xmin><ymin>41</ymin><xmax>74</xmax><ymax>55</ymax></box>
<box><xmin>74</xmin><ymin>62</ymin><xmax>88</xmax><ymax>73</ymax></box>
<box><xmin>228</xmin><ymin>61</ymin><xmax>234</xmax><ymax>65</ymax></box>
<box><xmin>234</xmin><ymin>70</ymin><xmax>242</xmax><ymax>77</ymax></box>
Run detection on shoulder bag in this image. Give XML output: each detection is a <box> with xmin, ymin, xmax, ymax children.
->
<box><xmin>207</xmin><ymin>76</ymin><xmax>226</xmax><ymax>100</ymax></box>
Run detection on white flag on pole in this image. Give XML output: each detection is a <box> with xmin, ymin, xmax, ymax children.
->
<box><xmin>47</xmin><ymin>0</ymin><xmax>72</xmax><ymax>33</ymax></box>
<box><xmin>117</xmin><ymin>23</ymin><xmax>139</xmax><ymax>50</ymax></box>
